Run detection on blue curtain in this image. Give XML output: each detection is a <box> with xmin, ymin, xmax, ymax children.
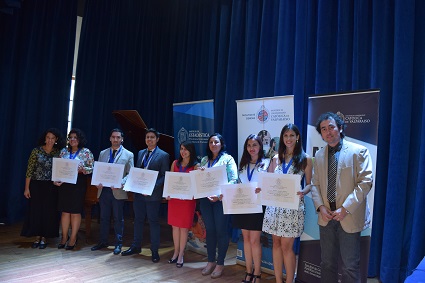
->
<box><xmin>0</xmin><ymin>1</ymin><xmax>77</xmax><ymax>223</ymax></box>
<box><xmin>2</xmin><ymin>0</ymin><xmax>424</xmax><ymax>282</ymax></box>
<box><xmin>73</xmin><ymin>2</ymin><xmax>425</xmax><ymax>282</ymax></box>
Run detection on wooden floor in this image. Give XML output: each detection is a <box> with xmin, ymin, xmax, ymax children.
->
<box><xmin>0</xmin><ymin>216</ymin><xmax>381</xmax><ymax>283</ymax></box>
<box><xmin>0</xmin><ymin>217</ymin><xmax>278</xmax><ymax>283</ymax></box>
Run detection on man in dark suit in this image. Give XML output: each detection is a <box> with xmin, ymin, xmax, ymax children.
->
<box><xmin>91</xmin><ymin>128</ymin><xmax>134</xmax><ymax>255</ymax></box>
<box><xmin>121</xmin><ymin>128</ymin><xmax>169</xmax><ymax>263</ymax></box>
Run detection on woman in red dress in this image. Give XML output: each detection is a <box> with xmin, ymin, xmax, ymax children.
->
<box><xmin>166</xmin><ymin>141</ymin><xmax>199</xmax><ymax>268</ymax></box>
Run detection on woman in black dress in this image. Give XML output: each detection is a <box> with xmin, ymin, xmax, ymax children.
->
<box><xmin>54</xmin><ymin>128</ymin><xmax>94</xmax><ymax>250</ymax></box>
<box><xmin>233</xmin><ymin>134</ymin><xmax>270</xmax><ymax>283</ymax></box>
<box><xmin>21</xmin><ymin>128</ymin><xmax>65</xmax><ymax>249</ymax></box>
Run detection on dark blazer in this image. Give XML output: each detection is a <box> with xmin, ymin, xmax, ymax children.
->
<box><xmin>136</xmin><ymin>146</ymin><xmax>169</xmax><ymax>202</ymax></box>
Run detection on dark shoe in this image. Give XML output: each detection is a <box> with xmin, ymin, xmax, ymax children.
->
<box><xmin>91</xmin><ymin>243</ymin><xmax>109</xmax><ymax>251</ymax></box>
<box><xmin>151</xmin><ymin>251</ymin><xmax>160</xmax><ymax>263</ymax></box>
<box><xmin>113</xmin><ymin>244</ymin><xmax>122</xmax><ymax>255</ymax></box>
<box><xmin>31</xmin><ymin>240</ymin><xmax>40</xmax><ymax>249</ymax></box>
<box><xmin>39</xmin><ymin>240</ymin><xmax>48</xmax><ymax>249</ymax></box>
<box><xmin>242</xmin><ymin>270</ymin><xmax>254</xmax><ymax>283</ymax></box>
<box><xmin>176</xmin><ymin>258</ymin><xmax>184</xmax><ymax>268</ymax></box>
<box><xmin>65</xmin><ymin>238</ymin><xmax>78</xmax><ymax>250</ymax></box>
<box><xmin>58</xmin><ymin>236</ymin><xmax>70</xmax><ymax>249</ymax></box>
<box><xmin>252</xmin><ymin>273</ymin><xmax>261</xmax><ymax>283</ymax></box>
<box><xmin>121</xmin><ymin>246</ymin><xmax>141</xmax><ymax>256</ymax></box>
<box><xmin>168</xmin><ymin>258</ymin><xmax>177</xmax><ymax>264</ymax></box>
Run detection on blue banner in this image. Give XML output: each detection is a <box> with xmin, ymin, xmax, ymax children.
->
<box><xmin>173</xmin><ymin>100</ymin><xmax>214</xmax><ymax>161</ymax></box>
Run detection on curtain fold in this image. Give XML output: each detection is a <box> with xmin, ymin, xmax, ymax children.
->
<box><xmin>0</xmin><ymin>0</ymin><xmax>76</xmax><ymax>223</ymax></box>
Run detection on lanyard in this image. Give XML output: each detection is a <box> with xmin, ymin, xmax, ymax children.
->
<box><xmin>143</xmin><ymin>147</ymin><xmax>157</xmax><ymax>168</ymax></box>
<box><xmin>178</xmin><ymin>163</ymin><xmax>189</xmax><ymax>172</ymax></box>
<box><xmin>247</xmin><ymin>159</ymin><xmax>260</xmax><ymax>181</ymax></box>
<box><xmin>208</xmin><ymin>156</ymin><xmax>219</xmax><ymax>168</ymax></box>
<box><xmin>282</xmin><ymin>158</ymin><xmax>293</xmax><ymax>174</ymax></box>
<box><xmin>69</xmin><ymin>148</ymin><xmax>81</xmax><ymax>160</ymax></box>
<box><xmin>109</xmin><ymin>146</ymin><xmax>122</xmax><ymax>163</ymax></box>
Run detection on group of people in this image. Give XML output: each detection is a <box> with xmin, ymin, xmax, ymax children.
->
<box><xmin>22</xmin><ymin>111</ymin><xmax>373</xmax><ymax>283</ymax></box>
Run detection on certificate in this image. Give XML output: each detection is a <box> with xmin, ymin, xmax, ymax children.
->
<box><xmin>123</xmin><ymin>167</ymin><xmax>159</xmax><ymax>195</ymax></box>
<box><xmin>51</xmin><ymin>158</ymin><xmax>79</xmax><ymax>184</ymax></box>
<box><xmin>163</xmin><ymin>172</ymin><xmax>193</xmax><ymax>200</ymax></box>
<box><xmin>191</xmin><ymin>165</ymin><xmax>228</xmax><ymax>199</ymax></box>
<box><xmin>258</xmin><ymin>172</ymin><xmax>301</xmax><ymax>210</ymax></box>
<box><xmin>221</xmin><ymin>182</ymin><xmax>262</xmax><ymax>214</ymax></box>
<box><xmin>91</xmin><ymin>161</ymin><xmax>125</xmax><ymax>188</ymax></box>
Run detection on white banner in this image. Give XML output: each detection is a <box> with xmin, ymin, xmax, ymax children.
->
<box><xmin>236</xmin><ymin>96</ymin><xmax>294</xmax><ymax>163</ymax></box>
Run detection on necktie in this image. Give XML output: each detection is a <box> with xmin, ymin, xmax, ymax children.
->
<box><xmin>327</xmin><ymin>146</ymin><xmax>337</xmax><ymax>203</ymax></box>
<box><xmin>142</xmin><ymin>150</ymin><xmax>151</xmax><ymax>168</ymax></box>
<box><xmin>109</xmin><ymin>150</ymin><xmax>117</xmax><ymax>163</ymax></box>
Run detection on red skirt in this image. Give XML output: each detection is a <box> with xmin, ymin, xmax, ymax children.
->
<box><xmin>168</xmin><ymin>198</ymin><xmax>196</xmax><ymax>228</ymax></box>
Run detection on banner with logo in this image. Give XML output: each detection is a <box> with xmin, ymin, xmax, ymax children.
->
<box><xmin>173</xmin><ymin>100</ymin><xmax>214</xmax><ymax>161</ymax></box>
<box><xmin>235</xmin><ymin>96</ymin><xmax>294</xmax><ymax>273</ymax></box>
<box><xmin>172</xmin><ymin>99</ymin><xmax>214</xmax><ymax>256</ymax></box>
<box><xmin>236</xmin><ymin>96</ymin><xmax>294</xmax><ymax>162</ymax></box>
<box><xmin>298</xmin><ymin>90</ymin><xmax>380</xmax><ymax>283</ymax></box>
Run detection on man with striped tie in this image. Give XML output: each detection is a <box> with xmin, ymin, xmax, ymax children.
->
<box><xmin>311</xmin><ymin>112</ymin><xmax>373</xmax><ymax>283</ymax></box>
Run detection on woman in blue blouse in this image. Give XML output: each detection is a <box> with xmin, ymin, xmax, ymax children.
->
<box><xmin>54</xmin><ymin>128</ymin><xmax>94</xmax><ymax>250</ymax></box>
<box><xmin>21</xmin><ymin>128</ymin><xmax>65</xmax><ymax>249</ymax></box>
<box><xmin>199</xmin><ymin>133</ymin><xmax>238</xmax><ymax>279</ymax></box>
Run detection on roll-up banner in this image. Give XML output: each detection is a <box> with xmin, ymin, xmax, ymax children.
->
<box><xmin>298</xmin><ymin>90</ymin><xmax>380</xmax><ymax>283</ymax></box>
<box><xmin>236</xmin><ymin>96</ymin><xmax>294</xmax><ymax>274</ymax></box>
<box><xmin>173</xmin><ymin>100</ymin><xmax>214</xmax><ymax>161</ymax></box>
<box><xmin>173</xmin><ymin>99</ymin><xmax>214</xmax><ymax>255</ymax></box>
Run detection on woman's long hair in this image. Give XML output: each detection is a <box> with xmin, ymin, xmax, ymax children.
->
<box><xmin>205</xmin><ymin>133</ymin><xmax>226</xmax><ymax>160</ymax></box>
<box><xmin>177</xmin><ymin>141</ymin><xmax>198</xmax><ymax>168</ymax></box>
<box><xmin>278</xmin><ymin>124</ymin><xmax>307</xmax><ymax>173</ymax></box>
<box><xmin>239</xmin><ymin>134</ymin><xmax>264</xmax><ymax>171</ymax></box>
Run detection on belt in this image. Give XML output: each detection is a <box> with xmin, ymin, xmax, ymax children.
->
<box><xmin>329</xmin><ymin>202</ymin><xmax>337</xmax><ymax>211</ymax></box>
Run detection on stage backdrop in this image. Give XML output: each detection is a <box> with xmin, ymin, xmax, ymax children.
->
<box><xmin>173</xmin><ymin>100</ymin><xmax>214</xmax><ymax>161</ymax></box>
<box><xmin>235</xmin><ymin>96</ymin><xmax>294</xmax><ymax>274</ymax></box>
<box><xmin>299</xmin><ymin>90</ymin><xmax>380</xmax><ymax>283</ymax></box>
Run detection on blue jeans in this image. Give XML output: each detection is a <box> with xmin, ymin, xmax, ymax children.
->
<box><xmin>200</xmin><ymin>198</ymin><xmax>229</xmax><ymax>265</ymax></box>
<box><xmin>132</xmin><ymin>193</ymin><xmax>161</xmax><ymax>252</ymax></box>
<box><xmin>99</xmin><ymin>187</ymin><xmax>124</xmax><ymax>245</ymax></box>
<box><xmin>319</xmin><ymin>220</ymin><xmax>361</xmax><ymax>283</ymax></box>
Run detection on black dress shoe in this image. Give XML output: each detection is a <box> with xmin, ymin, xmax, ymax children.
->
<box><xmin>31</xmin><ymin>241</ymin><xmax>40</xmax><ymax>249</ymax></box>
<box><xmin>113</xmin><ymin>244</ymin><xmax>122</xmax><ymax>255</ymax></box>
<box><xmin>39</xmin><ymin>241</ymin><xmax>48</xmax><ymax>249</ymax></box>
<box><xmin>151</xmin><ymin>251</ymin><xmax>160</xmax><ymax>263</ymax></box>
<box><xmin>121</xmin><ymin>246</ymin><xmax>141</xmax><ymax>256</ymax></box>
<box><xmin>91</xmin><ymin>243</ymin><xmax>109</xmax><ymax>251</ymax></box>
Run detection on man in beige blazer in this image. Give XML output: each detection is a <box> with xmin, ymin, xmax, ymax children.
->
<box><xmin>311</xmin><ymin>112</ymin><xmax>373</xmax><ymax>283</ymax></box>
<box><xmin>91</xmin><ymin>128</ymin><xmax>134</xmax><ymax>255</ymax></box>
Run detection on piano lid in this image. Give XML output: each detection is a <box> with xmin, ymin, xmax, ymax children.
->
<box><xmin>112</xmin><ymin>110</ymin><xmax>175</xmax><ymax>160</ymax></box>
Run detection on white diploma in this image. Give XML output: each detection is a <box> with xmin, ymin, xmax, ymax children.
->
<box><xmin>191</xmin><ymin>165</ymin><xmax>228</xmax><ymax>199</ymax></box>
<box><xmin>258</xmin><ymin>172</ymin><xmax>301</xmax><ymax>210</ymax></box>
<box><xmin>221</xmin><ymin>182</ymin><xmax>262</xmax><ymax>214</ymax></box>
<box><xmin>123</xmin><ymin>167</ymin><xmax>159</xmax><ymax>195</ymax></box>
<box><xmin>91</xmin><ymin>161</ymin><xmax>125</xmax><ymax>188</ymax></box>
<box><xmin>51</xmin><ymin>158</ymin><xmax>79</xmax><ymax>184</ymax></box>
<box><xmin>163</xmin><ymin>172</ymin><xmax>193</xmax><ymax>200</ymax></box>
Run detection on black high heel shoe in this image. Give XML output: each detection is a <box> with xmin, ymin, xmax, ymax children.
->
<box><xmin>241</xmin><ymin>269</ymin><xmax>254</xmax><ymax>283</ymax></box>
<box><xmin>58</xmin><ymin>235</ymin><xmax>70</xmax><ymax>249</ymax></box>
<box><xmin>168</xmin><ymin>258</ymin><xmax>178</xmax><ymax>264</ymax></box>
<box><xmin>252</xmin><ymin>273</ymin><xmax>261</xmax><ymax>283</ymax></box>
<box><xmin>65</xmin><ymin>237</ymin><xmax>78</xmax><ymax>250</ymax></box>
<box><xmin>176</xmin><ymin>257</ymin><xmax>184</xmax><ymax>268</ymax></box>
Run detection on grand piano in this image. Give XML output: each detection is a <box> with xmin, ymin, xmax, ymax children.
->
<box><xmin>84</xmin><ymin>110</ymin><xmax>175</xmax><ymax>238</ymax></box>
